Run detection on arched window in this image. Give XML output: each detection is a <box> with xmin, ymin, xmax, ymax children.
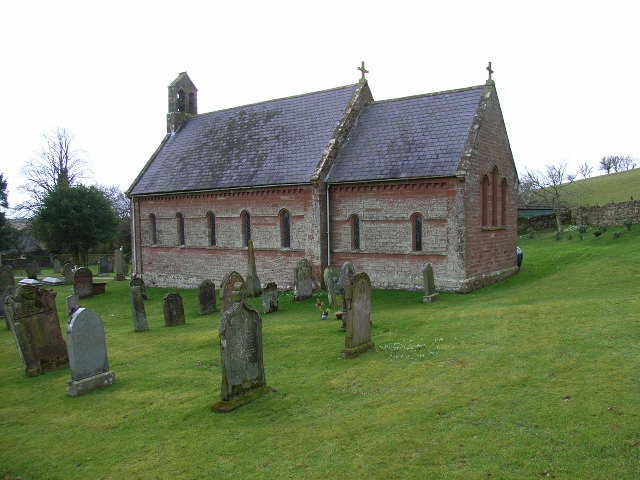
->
<box><xmin>481</xmin><ymin>175</ymin><xmax>489</xmax><ymax>226</ymax></box>
<box><xmin>177</xmin><ymin>213</ymin><xmax>185</xmax><ymax>246</ymax></box>
<box><xmin>280</xmin><ymin>209</ymin><xmax>291</xmax><ymax>248</ymax></box>
<box><xmin>207</xmin><ymin>212</ymin><xmax>216</xmax><ymax>246</ymax></box>
<box><xmin>188</xmin><ymin>92</ymin><xmax>195</xmax><ymax>114</ymax></box>
<box><xmin>350</xmin><ymin>214</ymin><xmax>360</xmax><ymax>250</ymax></box>
<box><xmin>491</xmin><ymin>166</ymin><xmax>499</xmax><ymax>226</ymax></box>
<box><xmin>149</xmin><ymin>214</ymin><xmax>157</xmax><ymax>245</ymax></box>
<box><xmin>241</xmin><ymin>210</ymin><xmax>251</xmax><ymax>247</ymax></box>
<box><xmin>501</xmin><ymin>178</ymin><xmax>508</xmax><ymax>226</ymax></box>
<box><xmin>177</xmin><ymin>90</ymin><xmax>186</xmax><ymax>112</ymax></box>
<box><xmin>411</xmin><ymin>213</ymin><xmax>423</xmax><ymax>251</ymax></box>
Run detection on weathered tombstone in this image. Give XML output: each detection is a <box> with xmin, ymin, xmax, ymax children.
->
<box><xmin>262</xmin><ymin>282</ymin><xmax>279</xmax><ymax>314</ymax></box>
<box><xmin>107</xmin><ymin>256</ymin><xmax>114</xmax><ymax>273</ymax></box>
<box><xmin>422</xmin><ymin>263</ymin><xmax>439</xmax><ymax>303</ymax></box>
<box><xmin>42</xmin><ymin>277</ymin><xmax>64</xmax><ymax>286</ymax></box>
<box><xmin>19</xmin><ymin>278</ymin><xmax>41</xmax><ymax>285</ymax></box>
<box><xmin>211</xmin><ymin>301</ymin><xmax>272</xmax><ymax>412</ymax></box>
<box><xmin>337</xmin><ymin>262</ymin><xmax>355</xmax><ymax>331</ymax></box>
<box><xmin>63</xmin><ymin>262</ymin><xmax>74</xmax><ymax>284</ymax></box>
<box><xmin>341</xmin><ymin>272</ymin><xmax>373</xmax><ymax>359</ymax></box>
<box><xmin>220</xmin><ymin>271</ymin><xmax>247</xmax><ymax>316</ymax></box>
<box><xmin>66</xmin><ymin>294</ymin><xmax>80</xmax><ymax>317</ymax></box>
<box><xmin>198</xmin><ymin>279</ymin><xmax>217</xmax><ymax>315</ymax></box>
<box><xmin>114</xmin><ymin>248</ymin><xmax>125</xmax><ymax>281</ymax></box>
<box><xmin>98</xmin><ymin>256</ymin><xmax>109</xmax><ymax>275</ymax></box>
<box><xmin>73</xmin><ymin>267</ymin><xmax>94</xmax><ymax>299</ymax></box>
<box><xmin>294</xmin><ymin>258</ymin><xmax>313</xmax><ymax>301</ymax></box>
<box><xmin>130</xmin><ymin>274</ymin><xmax>147</xmax><ymax>300</ymax></box>
<box><xmin>323</xmin><ymin>265</ymin><xmax>340</xmax><ymax>307</ymax></box>
<box><xmin>245</xmin><ymin>240</ymin><xmax>262</xmax><ymax>297</ymax></box>
<box><xmin>163</xmin><ymin>292</ymin><xmax>185</xmax><ymax>326</ymax></box>
<box><xmin>52</xmin><ymin>259</ymin><xmax>61</xmax><ymax>274</ymax></box>
<box><xmin>130</xmin><ymin>286</ymin><xmax>148</xmax><ymax>332</ymax></box>
<box><xmin>25</xmin><ymin>262</ymin><xmax>38</xmax><ymax>280</ymax></box>
<box><xmin>7</xmin><ymin>285</ymin><xmax>69</xmax><ymax>376</ymax></box>
<box><xmin>33</xmin><ymin>259</ymin><xmax>41</xmax><ymax>275</ymax></box>
<box><xmin>0</xmin><ymin>266</ymin><xmax>15</xmax><ymax>321</ymax></box>
<box><xmin>66</xmin><ymin>308</ymin><xmax>116</xmax><ymax>396</ymax></box>
<box><xmin>2</xmin><ymin>286</ymin><xmax>17</xmax><ymax>329</ymax></box>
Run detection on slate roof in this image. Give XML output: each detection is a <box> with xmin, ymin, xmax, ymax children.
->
<box><xmin>326</xmin><ymin>86</ymin><xmax>485</xmax><ymax>183</ymax></box>
<box><xmin>129</xmin><ymin>85</ymin><xmax>357</xmax><ymax>195</ymax></box>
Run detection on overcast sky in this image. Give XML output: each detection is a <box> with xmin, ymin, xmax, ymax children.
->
<box><xmin>2</xmin><ymin>0</ymin><xmax>638</xmax><ymax>213</ymax></box>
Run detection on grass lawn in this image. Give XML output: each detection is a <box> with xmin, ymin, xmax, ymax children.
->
<box><xmin>1</xmin><ymin>226</ymin><xmax>639</xmax><ymax>479</ymax></box>
<box><xmin>563</xmin><ymin>168</ymin><xmax>640</xmax><ymax>206</ymax></box>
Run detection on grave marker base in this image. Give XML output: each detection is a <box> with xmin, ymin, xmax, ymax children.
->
<box><xmin>422</xmin><ymin>293</ymin><xmax>439</xmax><ymax>303</ymax></box>
<box><xmin>341</xmin><ymin>341</ymin><xmax>374</xmax><ymax>359</ymax></box>
<box><xmin>67</xmin><ymin>371</ymin><xmax>115</xmax><ymax>397</ymax></box>
<box><xmin>211</xmin><ymin>385</ymin><xmax>275</xmax><ymax>413</ymax></box>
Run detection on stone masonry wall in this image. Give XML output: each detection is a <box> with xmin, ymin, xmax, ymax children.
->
<box><xmin>571</xmin><ymin>200</ymin><xmax>640</xmax><ymax>226</ymax></box>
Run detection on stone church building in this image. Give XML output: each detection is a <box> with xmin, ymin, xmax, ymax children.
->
<box><xmin>127</xmin><ymin>66</ymin><xmax>518</xmax><ymax>292</ymax></box>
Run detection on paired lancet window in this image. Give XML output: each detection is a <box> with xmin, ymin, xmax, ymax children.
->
<box><xmin>481</xmin><ymin>166</ymin><xmax>508</xmax><ymax>228</ymax></box>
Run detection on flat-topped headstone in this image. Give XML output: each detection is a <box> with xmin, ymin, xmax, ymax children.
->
<box><xmin>220</xmin><ymin>271</ymin><xmax>247</xmax><ymax>316</ymax></box>
<box><xmin>341</xmin><ymin>272</ymin><xmax>373</xmax><ymax>359</ymax></box>
<box><xmin>66</xmin><ymin>294</ymin><xmax>80</xmax><ymax>317</ymax></box>
<box><xmin>262</xmin><ymin>282</ymin><xmax>279</xmax><ymax>314</ymax></box>
<box><xmin>130</xmin><ymin>286</ymin><xmax>148</xmax><ymax>332</ymax></box>
<box><xmin>2</xmin><ymin>286</ymin><xmax>17</xmax><ymax>329</ymax></box>
<box><xmin>163</xmin><ymin>292</ymin><xmax>185</xmax><ymax>326</ymax></box>
<box><xmin>25</xmin><ymin>262</ymin><xmax>38</xmax><ymax>280</ymax></box>
<box><xmin>198</xmin><ymin>279</ymin><xmax>217</xmax><ymax>315</ymax></box>
<box><xmin>42</xmin><ymin>277</ymin><xmax>64</xmax><ymax>286</ymax></box>
<box><xmin>19</xmin><ymin>278</ymin><xmax>42</xmax><ymax>286</ymax></box>
<box><xmin>130</xmin><ymin>275</ymin><xmax>147</xmax><ymax>300</ymax></box>
<box><xmin>114</xmin><ymin>248</ymin><xmax>125</xmax><ymax>281</ymax></box>
<box><xmin>294</xmin><ymin>258</ymin><xmax>313</xmax><ymax>301</ymax></box>
<box><xmin>66</xmin><ymin>308</ymin><xmax>115</xmax><ymax>396</ymax></box>
<box><xmin>63</xmin><ymin>262</ymin><xmax>75</xmax><ymax>284</ymax></box>
<box><xmin>245</xmin><ymin>240</ymin><xmax>262</xmax><ymax>297</ymax></box>
<box><xmin>98</xmin><ymin>256</ymin><xmax>109</xmax><ymax>275</ymax></box>
<box><xmin>212</xmin><ymin>301</ymin><xmax>272</xmax><ymax>412</ymax></box>
<box><xmin>422</xmin><ymin>263</ymin><xmax>439</xmax><ymax>303</ymax></box>
<box><xmin>73</xmin><ymin>267</ymin><xmax>94</xmax><ymax>298</ymax></box>
<box><xmin>323</xmin><ymin>265</ymin><xmax>340</xmax><ymax>307</ymax></box>
<box><xmin>7</xmin><ymin>285</ymin><xmax>68</xmax><ymax>375</ymax></box>
<box><xmin>337</xmin><ymin>262</ymin><xmax>355</xmax><ymax>331</ymax></box>
<box><xmin>52</xmin><ymin>259</ymin><xmax>61</xmax><ymax>273</ymax></box>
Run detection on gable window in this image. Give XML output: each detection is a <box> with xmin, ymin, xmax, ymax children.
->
<box><xmin>177</xmin><ymin>213</ymin><xmax>185</xmax><ymax>246</ymax></box>
<box><xmin>149</xmin><ymin>214</ymin><xmax>157</xmax><ymax>245</ymax></box>
<box><xmin>491</xmin><ymin>166</ymin><xmax>499</xmax><ymax>226</ymax></box>
<box><xmin>501</xmin><ymin>178</ymin><xmax>508</xmax><ymax>226</ymax></box>
<box><xmin>411</xmin><ymin>213</ymin><xmax>423</xmax><ymax>251</ymax></box>
<box><xmin>207</xmin><ymin>212</ymin><xmax>216</xmax><ymax>246</ymax></box>
<box><xmin>280</xmin><ymin>209</ymin><xmax>291</xmax><ymax>248</ymax></box>
<box><xmin>350</xmin><ymin>214</ymin><xmax>360</xmax><ymax>250</ymax></box>
<box><xmin>241</xmin><ymin>210</ymin><xmax>251</xmax><ymax>247</ymax></box>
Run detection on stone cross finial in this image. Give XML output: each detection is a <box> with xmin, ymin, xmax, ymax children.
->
<box><xmin>358</xmin><ymin>61</ymin><xmax>369</xmax><ymax>80</ymax></box>
<box><xmin>486</xmin><ymin>61</ymin><xmax>494</xmax><ymax>81</ymax></box>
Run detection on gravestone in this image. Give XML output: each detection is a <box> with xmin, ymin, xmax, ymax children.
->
<box><xmin>52</xmin><ymin>259</ymin><xmax>61</xmax><ymax>274</ymax></box>
<box><xmin>7</xmin><ymin>285</ymin><xmax>69</xmax><ymax>376</ymax></box>
<box><xmin>0</xmin><ymin>266</ymin><xmax>15</xmax><ymax>321</ymax></box>
<box><xmin>341</xmin><ymin>272</ymin><xmax>374</xmax><ymax>359</ymax></box>
<box><xmin>114</xmin><ymin>248</ymin><xmax>125</xmax><ymax>281</ymax></box>
<box><xmin>66</xmin><ymin>294</ymin><xmax>80</xmax><ymax>317</ymax></box>
<box><xmin>337</xmin><ymin>262</ymin><xmax>355</xmax><ymax>331</ymax></box>
<box><xmin>73</xmin><ymin>267</ymin><xmax>94</xmax><ymax>298</ymax></box>
<box><xmin>130</xmin><ymin>286</ymin><xmax>148</xmax><ymax>332</ymax></box>
<box><xmin>245</xmin><ymin>240</ymin><xmax>262</xmax><ymax>297</ymax></box>
<box><xmin>220</xmin><ymin>271</ymin><xmax>247</xmax><ymax>316</ymax></box>
<box><xmin>163</xmin><ymin>292</ymin><xmax>185</xmax><ymax>326</ymax></box>
<box><xmin>323</xmin><ymin>265</ymin><xmax>340</xmax><ymax>307</ymax></box>
<box><xmin>42</xmin><ymin>277</ymin><xmax>64</xmax><ymax>286</ymax></box>
<box><xmin>422</xmin><ymin>263</ymin><xmax>439</xmax><ymax>303</ymax></box>
<box><xmin>25</xmin><ymin>262</ymin><xmax>38</xmax><ymax>280</ymax></box>
<box><xmin>198</xmin><ymin>279</ymin><xmax>217</xmax><ymax>315</ymax></box>
<box><xmin>19</xmin><ymin>278</ymin><xmax>41</xmax><ymax>286</ymax></box>
<box><xmin>211</xmin><ymin>301</ymin><xmax>272</xmax><ymax>412</ymax></box>
<box><xmin>107</xmin><ymin>257</ymin><xmax>114</xmax><ymax>273</ymax></box>
<box><xmin>63</xmin><ymin>263</ymin><xmax>75</xmax><ymax>284</ymax></box>
<box><xmin>98</xmin><ymin>256</ymin><xmax>109</xmax><ymax>275</ymax></box>
<box><xmin>66</xmin><ymin>308</ymin><xmax>116</xmax><ymax>396</ymax></box>
<box><xmin>2</xmin><ymin>286</ymin><xmax>17</xmax><ymax>329</ymax></box>
<box><xmin>262</xmin><ymin>282</ymin><xmax>279</xmax><ymax>314</ymax></box>
<box><xmin>33</xmin><ymin>259</ymin><xmax>41</xmax><ymax>275</ymax></box>
<box><xmin>294</xmin><ymin>258</ymin><xmax>313</xmax><ymax>301</ymax></box>
<box><xmin>130</xmin><ymin>275</ymin><xmax>147</xmax><ymax>300</ymax></box>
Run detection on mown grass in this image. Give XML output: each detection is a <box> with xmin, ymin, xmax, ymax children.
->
<box><xmin>563</xmin><ymin>168</ymin><xmax>640</xmax><ymax>206</ymax></box>
<box><xmin>1</xmin><ymin>226</ymin><xmax>639</xmax><ymax>479</ymax></box>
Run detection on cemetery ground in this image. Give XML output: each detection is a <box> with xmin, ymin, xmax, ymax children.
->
<box><xmin>1</xmin><ymin>226</ymin><xmax>639</xmax><ymax>479</ymax></box>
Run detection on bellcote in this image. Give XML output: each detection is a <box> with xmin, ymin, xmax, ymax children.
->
<box><xmin>167</xmin><ymin>72</ymin><xmax>198</xmax><ymax>134</ymax></box>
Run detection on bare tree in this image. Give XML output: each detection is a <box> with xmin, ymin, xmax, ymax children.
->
<box><xmin>599</xmin><ymin>156</ymin><xmax>614</xmax><ymax>174</ymax></box>
<box><xmin>16</xmin><ymin>127</ymin><xmax>90</xmax><ymax>214</ymax></box>
<box><xmin>578</xmin><ymin>162</ymin><xmax>593</xmax><ymax>179</ymax></box>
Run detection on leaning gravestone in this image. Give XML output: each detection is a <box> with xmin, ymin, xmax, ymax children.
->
<box><xmin>130</xmin><ymin>286</ymin><xmax>148</xmax><ymax>332</ymax></box>
<box><xmin>98</xmin><ymin>256</ymin><xmax>109</xmax><ymax>275</ymax></box>
<box><xmin>422</xmin><ymin>263</ymin><xmax>439</xmax><ymax>303</ymax></box>
<box><xmin>337</xmin><ymin>262</ymin><xmax>355</xmax><ymax>331</ymax></box>
<box><xmin>2</xmin><ymin>286</ymin><xmax>17</xmax><ymax>329</ymax></box>
<box><xmin>66</xmin><ymin>294</ymin><xmax>80</xmax><ymax>317</ymax></box>
<box><xmin>294</xmin><ymin>258</ymin><xmax>313</xmax><ymax>301</ymax></box>
<box><xmin>262</xmin><ymin>282</ymin><xmax>279</xmax><ymax>314</ymax></box>
<box><xmin>7</xmin><ymin>285</ymin><xmax>69</xmax><ymax>376</ymax></box>
<box><xmin>341</xmin><ymin>272</ymin><xmax>373</xmax><ymax>359</ymax></box>
<box><xmin>0</xmin><ymin>266</ymin><xmax>16</xmax><ymax>320</ymax></box>
<box><xmin>63</xmin><ymin>262</ymin><xmax>75</xmax><ymax>284</ymax></box>
<box><xmin>73</xmin><ymin>267</ymin><xmax>94</xmax><ymax>299</ymax></box>
<box><xmin>324</xmin><ymin>265</ymin><xmax>340</xmax><ymax>307</ymax></box>
<box><xmin>245</xmin><ymin>240</ymin><xmax>262</xmax><ymax>297</ymax></box>
<box><xmin>25</xmin><ymin>262</ymin><xmax>38</xmax><ymax>280</ymax></box>
<box><xmin>114</xmin><ymin>248</ymin><xmax>125</xmax><ymax>281</ymax></box>
<box><xmin>52</xmin><ymin>259</ymin><xmax>61</xmax><ymax>274</ymax></box>
<box><xmin>163</xmin><ymin>292</ymin><xmax>185</xmax><ymax>327</ymax></box>
<box><xmin>220</xmin><ymin>271</ymin><xmax>247</xmax><ymax>316</ymax></box>
<box><xmin>66</xmin><ymin>308</ymin><xmax>116</xmax><ymax>396</ymax></box>
<box><xmin>211</xmin><ymin>301</ymin><xmax>272</xmax><ymax>412</ymax></box>
<box><xmin>198</xmin><ymin>279</ymin><xmax>217</xmax><ymax>315</ymax></box>
<box><xmin>130</xmin><ymin>275</ymin><xmax>147</xmax><ymax>300</ymax></box>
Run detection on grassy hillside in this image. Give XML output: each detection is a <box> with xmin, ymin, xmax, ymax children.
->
<box><xmin>1</xmin><ymin>226</ymin><xmax>639</xmax><ymax>479</ymax></box>
<box><xmin>563</xmin><ymin>168</ymin><xmax>640</xmax><ymax>206</ymax></box>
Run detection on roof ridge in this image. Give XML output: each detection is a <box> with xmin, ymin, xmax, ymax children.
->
<box><xmin>194</xmin><ymin>83</ymin><xmax>359</xmax><ymax>117</ymax></box>
<box><xmin>370</xmin><ymin>84</ymin><xmax>485</xmax><ymax>105</ymax></box>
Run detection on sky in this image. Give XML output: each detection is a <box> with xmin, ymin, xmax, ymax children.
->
<box><xmin>1</xmin><ymin>0</ymin><xmax>638</xmax><ymax>214</ymax></box>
